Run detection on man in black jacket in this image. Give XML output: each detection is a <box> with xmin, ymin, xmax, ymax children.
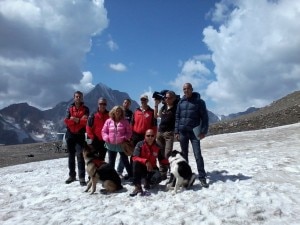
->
<box><xmin>174</xmin><ymin>83</ymin><xmax>209</xmax><ymax>188</ymax></box>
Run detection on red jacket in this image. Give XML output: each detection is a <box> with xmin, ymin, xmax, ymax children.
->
<box><xmin>86</xmin><ymin>110</ymin><xmax>109</xmax><ymax>141</ymax></box>
<box><xmin>64</xmin><ymin>103</ymin><xmax>89</xmax><ymax>134</ymax></box>
<box><xmin>132</xmin><ymin>140</ymin><xmax>169</xmax><ymax>168</ymax></box>
<box><xmin>132</xmin><ymin>107</ymin><xmax>157</xmax><ymax>134</ymax></box>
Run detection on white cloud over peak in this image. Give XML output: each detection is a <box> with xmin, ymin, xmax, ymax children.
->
<box><xmin>0</xmin><ymin>0</ymin><xmax>108</xmax><ymax>109</ymax></box>
<box><xmin>109</xmin><ymin>63</ymin><xmax>127</xmax><ymax>72</ymax></box>
<box><xmin>72</xmin><ymin>71</ymin><xmax>95</xmax><ymax>94</ymax></box>
<box><xmin>202</xmin><ymin>0</ymin><xmax>300</xmax><ymax>114</ymax></box>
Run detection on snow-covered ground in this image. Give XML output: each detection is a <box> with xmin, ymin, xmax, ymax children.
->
<box><xmin>0</xmin><ymin>123</ymin><xmax>299</xmax><ymax>225</ymax></box>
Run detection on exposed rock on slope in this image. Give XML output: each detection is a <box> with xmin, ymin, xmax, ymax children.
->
<box><xmin>209</xmin><ymin>91</ymin><xmax>300</xmax><ymax>135</ymax></box>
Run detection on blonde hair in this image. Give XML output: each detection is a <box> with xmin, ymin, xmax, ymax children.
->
<box><xmin>109</xmin><ymin>106</ymin><xmax>125</xmax><ymax>120</ymax></box>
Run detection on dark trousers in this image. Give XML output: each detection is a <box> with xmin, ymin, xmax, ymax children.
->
<box><xmin>91</xmin><ymin>138</ymin><xmax>107</xmax><ymax>161</ymax></box>
<box><xmin>108</xmin><ymin>151</ymin><xmax>132</xmax><ymax>177</ymax></box>
<box><xmin>132</xmin><ymin>161</ymin><xmax>160</xmax><ymax>185</ymax></box>
<box><xmin>66</xmin><ymin>132</ymin><xmax>86</xmax><ymax>179</ymax></box>
<box><xmin>118</xmin><ymin>132</ymin><xmax>144</xmax><ymax>174</ymax></box>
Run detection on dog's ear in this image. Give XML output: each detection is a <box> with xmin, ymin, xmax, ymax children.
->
<box><xmin>174</xmin><ymin>150</ymin><xmax>183</xmax><ymax>156</ymax></box>
<box><xmin>169</xmin><ymin>150</ymin><xmax>178</xmax><ymax>157</ymax></box>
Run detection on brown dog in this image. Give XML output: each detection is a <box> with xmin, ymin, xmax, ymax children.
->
<box><xmin>83</xmin><ymin>142</ymin><xmax>123</xmax><ymax>194</ymax></box>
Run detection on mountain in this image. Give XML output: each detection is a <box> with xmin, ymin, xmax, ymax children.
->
<box><xmin>42</xmin><ymin>83</ymin><xmax>140</xmax><ymax>132</ymax></box>
<box><xmin>0</xmin><ymin>83</ymin><xmax>140</xmax><ymax>145</ymax></box>
<box><xmin>2</xmin><ymin>83</ymin><xmax>298</xmax><ymax>145</ymax></box>
<box><xmin>209</xmin><ymin>90</ymin><xmax>300</xmax><ymax>135</ymax></box>
<box><xmin>0</xmin><ymin>103</ymin><xmax>53</xmax><ymax>145</ymax></box>
<box><xmin>219</xmin><ymin>107</ymin><xmax>260</xmax><ymax>121</ymax></box>
<box><xmin>0</xmin><ymin>83</ymin><xmax>222</xmax><ymax>145</ymax></box>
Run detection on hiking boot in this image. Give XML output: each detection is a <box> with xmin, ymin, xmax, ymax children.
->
<box><xmin>65</xmin><ymin>176</ymin><xmax>76</xmax><ymax>184</ymax></box>
<box><xmin>79</xmin><ymin>178</ymin><xmax>87</xmax><ymax>186</ymax></box>
<box><xmin>199</xmin><ymin>178</ymin><xmax>209</xmax><ymax>188</ymax></box>
<box><xmin>129</xmin><ymin>184</ymin><xmax>143</xmax><ymax>197</ymax></box>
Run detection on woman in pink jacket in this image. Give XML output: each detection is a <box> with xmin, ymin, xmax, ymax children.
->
<box><xmin>102</xmin><ymin>106</ymin><xmax>133</xmax><ymax>178</ymax></box>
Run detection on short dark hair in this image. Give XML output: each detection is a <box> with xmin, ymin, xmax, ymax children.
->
<box><xmin>124</xmin><ymin>98</ymin><xmax>131</xmax><ymax>104</ymax></box>
<box><xmin>74</xmin><ymin>91</ymin><xmax>83</xmax><ymax>97</ymax></box>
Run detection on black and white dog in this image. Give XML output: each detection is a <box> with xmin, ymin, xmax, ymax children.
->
<box><xmin>166</xmin><ymin>150</ymin><xmax>196</xmax><ymax>194</ymax></box>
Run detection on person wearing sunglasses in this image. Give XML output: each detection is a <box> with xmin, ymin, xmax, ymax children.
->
<box><xmin>64</xmin><ymin>91</ymin><xmax>90</xmax><ymax>186</ymax></box>
<box><xmin>129</xmin><ymin>129</ymin><xmax>169</xmax><ymax>196</ymax></box>
<box><xmin>86</xmin><ymin>97</ymin><xmax>109</xmax><ymax>161</ymax></box>
<box><xmin>174</xmin><ymin>83</ymin><xmax>209</xmax><ymax>188</ymax></box>
<box><xmin>131</xmin><ymin>94</ymin><xmax>157</xmax><ymax>146</ymax></box>
<box><xmin>154</xmin><ymin>90</ymin><xmax>178</xmax><ymax>180</ymax></box>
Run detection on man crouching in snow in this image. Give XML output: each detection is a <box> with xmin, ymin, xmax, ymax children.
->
<box><xmin>130</xmin><ymin>129</ymin><xmax>169</xmax><ymax>197</ymax></box>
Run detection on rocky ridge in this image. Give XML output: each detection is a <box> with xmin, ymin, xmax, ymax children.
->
<box><xmin>209</xmin><ymin>91</ymin><xmax>300</xmax><ymax>135</ymax></box>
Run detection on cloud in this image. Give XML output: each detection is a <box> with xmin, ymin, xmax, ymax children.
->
<box><xmin>72</xmin><ymin>71</ymin><xmax>95</xmax><ymax>93</ymax></box>
<box><xmin>0</xmin><ymin>0</ymin><xmax>108</xmax><ymax>109</ymax></box>
<box><xmin>109</xmin><ymin>63</ymin><xmax>127</xmax><ymax>72</ymax></box>
<box><xmin>202</xmin><ymin>0</ymin><xmax>300</xmax><ymax>115</ymax></box>
<box><xmin>170</xmin><ymin>55</ymin><xmax>213</xmax><ymax>97</ymax></box>
<box><xmin>107</xmin><ymin>36</ymin><xmax>119</xmax><ymax>51</ymax></box>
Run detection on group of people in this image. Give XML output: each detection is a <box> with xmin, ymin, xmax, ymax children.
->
<box><xmin>63</xmin><ymin>82</ymin><xmax>209</xmax><ymax>196</ymax></box>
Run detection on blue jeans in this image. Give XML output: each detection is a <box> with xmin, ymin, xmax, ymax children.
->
<box><xmin>179</xmin><ymin>130</ymin><xmax>206</xmax><ymax>178</ymax></box>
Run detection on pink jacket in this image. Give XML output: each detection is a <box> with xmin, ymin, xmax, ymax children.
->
<box><xmin>102</xmin><ymin>118</ymin><xmax>132</xmax><ymax>144</ymax></box>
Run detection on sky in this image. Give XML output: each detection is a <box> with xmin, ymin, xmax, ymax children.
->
<box><xmin>0</xmin><ymin>122</ymin><xmax>299</xmax><ymax>224</ymax></box>
<box><xmin>0</xmin><ymin>0</ymin><xmax>300</xmax><ymax>115</ymax></box>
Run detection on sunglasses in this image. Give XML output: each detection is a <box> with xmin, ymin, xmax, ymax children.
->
<box><xmin>140</xmin><ymin>98</ymin><xmax>147</xmax><ymax>101</ymax></box>
<box><xmin>164</xmin><ymin>96</ymin><xmax>172</xmax><ymax>100</ymax></box>
<box><xmin>146</xmin><ymin>134</ymin><xmax>155</xmax><ymax>137</ymax></box>
<box><xmin>98</xmin><ymin>103</ymin><xmax>107</xmax><ymax>106</ymax></box>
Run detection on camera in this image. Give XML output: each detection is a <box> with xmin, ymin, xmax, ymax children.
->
<box><xmin>152</xmin><ymin>90</ymin><xmax>168</xmax><ymax>101</ymax></box>
<box><xmin>152</xmin><ymin>91</ymin><xmax>164</xmax><ymax>100</ymax></box>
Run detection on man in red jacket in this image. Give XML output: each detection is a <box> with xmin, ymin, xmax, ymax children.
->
<box><xmin>130</xmin><ymin>129</ymin><xmax>169</xmax><ymax>196</ymax></box>
<box><xmin>86</xmin><ymin>97</ymin><xmax>109</xmax><ymax>161</ymax></box>
<box><xmin>64</xmin><ymin>91</ymin><xmax>89</xmax><ymax>186</ymax></box>
<box><xmin>131</xmin><ymin>95</ymin><xmax>157</xmax><ymax>146</ymax></box>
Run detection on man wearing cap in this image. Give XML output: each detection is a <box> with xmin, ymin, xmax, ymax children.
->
<box><xmin>131</xmin><ymin>94</ymin><xmax>157</xmax><ymax>146</ymax></box>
